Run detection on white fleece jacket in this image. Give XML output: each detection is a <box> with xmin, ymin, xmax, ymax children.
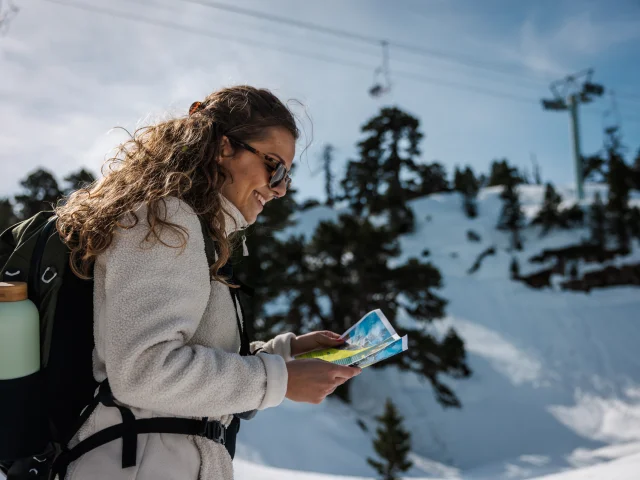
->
<box><xmin>65</xmin><ymin>197</ymin><xmax>295</xmax><ymax>480</ymax></box>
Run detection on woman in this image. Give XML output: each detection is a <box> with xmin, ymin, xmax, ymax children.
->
<box><xmin>55</xmin><ymin>85</ymin><xmax>361</xmax><ymax>479</ymax></box>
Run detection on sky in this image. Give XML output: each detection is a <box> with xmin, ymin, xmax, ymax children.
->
<box><xmin>1</xmin><ymin>0</ymin><xmax>639</xmax><ymax>203</ymax></box>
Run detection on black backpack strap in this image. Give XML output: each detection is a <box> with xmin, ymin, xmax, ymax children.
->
<box><xmin>229</xmin><ymin>287</ymin><xmax>251</xmax><ymax>356</ymax></box>
<box><xmin>196</xmin><ymin>215</ymin><xmax>257</xmax><ymax>420</ymax></box>
<box><xmin>96</xmin><ymin>382</ymin><xmax>137</xmax><ymax>468</ymax></box>
<box><xmin>52</xmin><ymin>381</ymin><xmax>237</xmax><ymax>479</ymax></box>
<box><xmin>197</xmin><ymin>215</ymin><xmax>251</xmax><ymax>357</ymax></box>
<box><xmin>52</xmin><ymin>417</ymin><xmax>235</xmax><ymax>479</ymax></box>
<box><xmin>197</xmin><ymin>215</ymin><xmax>217</xmax><ymax>272</ymax></box>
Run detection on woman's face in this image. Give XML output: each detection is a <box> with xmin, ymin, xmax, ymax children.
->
<box><xmin>218</xmin><ymin>126</ymin><xmax>295</xmax><ymax>224</ymax></box>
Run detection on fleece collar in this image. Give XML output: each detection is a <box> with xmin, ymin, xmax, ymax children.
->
<box><xmin>219</xmin><ymin>194</ymin><xmax>249</xmax><ymax>238</ymax></box>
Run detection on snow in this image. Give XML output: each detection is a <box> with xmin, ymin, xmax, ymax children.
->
<box><xmin>235</xmin><ymin>183</ymin><xmax>640</xmax><ymax>480</ymax></box>
<box><xmin>4</xmin><ymin>183</ymin><xmax>640</xmax><ymax>480</ymax></box>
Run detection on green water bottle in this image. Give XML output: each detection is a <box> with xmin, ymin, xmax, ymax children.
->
<box><xmin>0</xmin><ymin>281</ymin><xmax>47</xmax><ymax>460</ymax></box>
<box><xmin>0</xmin><ymin>282</ymin><xmax>40</xmax><ymax>379</ymax></box>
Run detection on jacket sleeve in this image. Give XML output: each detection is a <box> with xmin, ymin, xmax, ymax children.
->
<box><xmin>251</xmin><ymin>333</ymin><xmax>296</xmax><ymax>361</ymax></box>
<box><xmin>98</xmin><ymin>199</ymin><xmax>288</xmax><ymax>417</ymax></box>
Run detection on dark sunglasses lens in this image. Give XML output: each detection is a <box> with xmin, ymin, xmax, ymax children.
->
<box><xmin>270</xmin><ymin>163</ymin><xmax>287</xmax><ymax>187</ymax></box>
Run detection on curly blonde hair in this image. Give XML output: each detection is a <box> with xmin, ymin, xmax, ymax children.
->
<box><xmin>55</xmin><ymin>85</ymin><xmax>299</xmax><ymax>283</ymax></box>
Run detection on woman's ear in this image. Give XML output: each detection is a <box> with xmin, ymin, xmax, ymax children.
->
<box><xmin>217</xmin><ymin>136</ymin><xmax>231</xmax><ymax>164</ymax></box>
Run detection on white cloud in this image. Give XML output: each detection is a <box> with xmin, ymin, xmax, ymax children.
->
<box><xmin>512</xmin><ymin>9</ymin><xmax>640</xmax><ymax>77</ymax></box>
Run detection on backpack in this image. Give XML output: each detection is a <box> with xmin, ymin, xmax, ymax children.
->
<box><xmin>0</xmin><ymin>211</ymin><xmax>254</xmax><ymax>480</ymax></box>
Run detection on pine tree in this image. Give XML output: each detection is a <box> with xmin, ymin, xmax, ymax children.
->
<box><xmin>487</xmin><ymin>159</ymin><xmax>520</xmax><ymax>187</ymax></box>
<box><xmin>63</xmin><ymin>168</ymin><xmax>96</xmax><ymax>195</ymax></box>
<box><xmin>606</xmin><ymin>150</ymin><xmax>631</xmax><ymax>252</ymax></box>
<box><xmin>322</xmin><ymin>144</ymin><xmax>335</xmax><ymax>206</ymax></box>
<box><xmin>569</xmin><ymin>263</ymin><xmax>579</xmax><ymax>280</ymax></box>
<box><xmin>590</xmin><ymin>191</ymin><xmax>606</xmax><ymax>248</ymax></box>
<box><xmin>462</xmin><ymin>166</ymin><xmax>479</xmax><ymax>218</ymax></box>
<box><xmin>415</xmin><ymin>162</ymin><xmax>449</xmax><ymax>197</ymax></box>
<box><xmin>463</xmin><ymin>167</ymin><xmax>479</xmax><ymax>194</ymax></box>
<box><xmin>583</xmin><ymin>154</ymin><xmax>607</xmax><ymax>183</ymax></box>
<box><xmin>453</xmin><ymin>166</ymin><xmax>464</xmax><ymax>193</ymax></box>
<box><xmin>510</xmin><ymin>257</ymin><xmax>520</xmax><ymax>279</ymax></box>
<box><xmin>632</xmin><ymin>149</ymin><xmax>640</xmax><ymax>191</ymax></box>
<box><xmin>531</xmin><ymin>183</ymin><xmax>566</xmax><ymax>236</ymax></box>
<box><xmin>367</xmin><ymin>399</ymin><xmax>413</xmax><ymax>480</ymax></box>
<box><xmin>497</xmin><ymin>175</ymin><xmax>524</xmax><ymax>250</ymax></box>
<box><xmin>463</xmin><ymin>194</ymin><xmax>477</xmax><ymax>219</ymax></box>
<box><xmin>13</xmin><ymin>168</ymin><xmax>63</xmax><ymax>220</ymax></box>
<box><xmin>562</xmin><ymin>204</ymin><xmax>585</xmax><ymax>227</ymax></box>
<box><xmin>273</xmin><ymin>213</ymin><xmax>470</xmax><ymax>405</ymax></box>
<box><xmin>341</xmin><ymin>107</ymin><xmax>423</xmax><ymax>232</ymax></box>
<box><xmin>0</xmin><ymin>197</ymin><xmax>17</xmax><ymax>232</ymax></box>
<box><xmin>628</xmin><ymin>207</ymin><xmax>640</xmax><ymax>242</ymax></box>
<box><xmin>453</xmin><ymin>166</ymin><xmax>479</xmax><ymax>218</ymax></box>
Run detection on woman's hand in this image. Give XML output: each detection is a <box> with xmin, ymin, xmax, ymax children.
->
<box><xmin>285</xmin><ymin>359</ymin><xmax>361</xmax><ymax>404</ymax></box>
<box><xmin>290</xmin><ymin>331</ymin><xmax>345</xmax><ymax>357</ymax></box>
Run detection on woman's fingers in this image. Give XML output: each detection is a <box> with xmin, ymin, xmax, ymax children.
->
<box><xmin>324</xmin><ymin>331</ymin><xmax>343</xmax><ymax>340</ymax></box>
<box><xmin>318</xmin><ymin>332</ymin><xmax>345</xmax><ymax>346</ymax></box>
<box><xmin>331</xmin><ymin>364</ymin><xmax>362</xmax><ymax>380</ymax></box>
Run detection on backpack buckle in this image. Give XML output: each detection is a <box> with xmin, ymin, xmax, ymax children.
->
<box><xmin>202</xmin><ymin>420</ymin><xmax>226</xmax><ymax>445</ymax></box>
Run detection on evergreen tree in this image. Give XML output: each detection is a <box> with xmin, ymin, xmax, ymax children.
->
<box><xmin>322</xmin><ymin>144</ymin><xmax>336</xmax><ymax>207</ymax></box>
<box><xmin>629</xmin><ymin>207</ymin><xmax>640</xmax><ymax>242</ymax></box>
<box><xmin>510</xmin><ymin>257</ymin><xmax>520</xmax><ymax>279</ymax></box>
<box><xmin>487</xmin><ymin>159</ymin><xmax>520</xmax><ymax>187</ymax></box>
<box><xmin>367</xmin><ymin>398</ymin><xmax>413</xmax><ymax>480</ymax></box>
<box><xmin>341</xmin><ymin>107</ymin><xmax>423</xmax><ymax>232</ymax></box>
<box><xmin>414</xmin><ymin>162</ymin><xmax>449</xmax><ymax>197</ymax></box>
<box><xmin>583</xmin><ymin>153</ymin><xmax>607</xmax><ymax>183</ymax></box>
<box><xmin>63</xmin><ymin>168</ymin><xmax>96</xmax><ymax>195</ymax></box>
<box><xmin>13</xmin><ymin>168</ymin><xmax>63</xmax><ymax>219</ymax></box>
<box><xmin>497</xmin><ymin>175</ymin><xmax>524</xmax><ymax>250</ymax></box>
<box><xmin>462</xmin><ymin>166</ymin><xmax>479</xmax><ymax>218</ymax></box>
<box><xmin>589</xmin><ymin>192</ymin><xmax>606</xmax><ymax>248</ymax></box>
<box><xmin>569</xmin><ymin>263</ymin><xmax>579</xmax><ymax>280</ymax></box>
<box><xmin>631</xmin><ymin>149</ymin><xmax>640</xmax><ymax>191</ymax></box>
<box><xmin>453</xmin><ymin>166</ymin><xmax>464</xmax><ymax>193</ymax></box>
<box><xmin>463</xmin><ymin>167</ymin><xmax>479</xmax><ymax>195</ymax></box>
<box><xmin>606</xmin><ymin>150</ymin><xmax>631</xmax><ymax>252</ymax></box>
<box><xmin>453</xmin><ymin>166</ymin><xmax>479</xmax><ymax>218</ymax></box>
<box><xmin>562</xmin><ymin>204</ymin><xmax>584</xmax><ymax>227</ymax></box>
<box><xmin>0</xmin><ymin>197</ymin><xmax>17</xmax><ymax>232</ymax></box>
<box><xmin>271</xmin><ymin>213</ymin><xmax>470</xmax><ymax>405</ymax></box>
<box><xmin>463</xmin><ymin>194</ymin><xmax>478</xmax><ymax>219</ymax></box>
<box><xmin>531</xmin><ymin>183</ymin><xmax>567</xmax><ymax>236</ymax></box>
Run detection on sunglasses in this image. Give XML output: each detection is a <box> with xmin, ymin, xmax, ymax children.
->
<box><xmin>226</xmin><ymin>135</ymin><xmax>292</xmax><ymax>190</ymax></box>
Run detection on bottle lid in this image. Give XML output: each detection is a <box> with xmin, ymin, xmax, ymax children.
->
<box><xmin>0</xmin><ymin>281</ymin><xmax>28</xmax><ymax>302</ymax></box>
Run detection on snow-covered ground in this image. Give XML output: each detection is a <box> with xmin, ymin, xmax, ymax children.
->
<box><xmin>235</xmin><ymin>183</ymin><xmax>640</xmax><ymax>480</ymax></box>
<box><xmin>4</xmin><ymin>183</ymin><xmax>640</xmax><ymax>480</ymax></box>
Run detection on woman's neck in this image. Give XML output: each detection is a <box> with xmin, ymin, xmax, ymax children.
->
<box><xmin>219</xmin><ymin>195</ymin><xmax>248</xmax><ymax>237</ymax></box>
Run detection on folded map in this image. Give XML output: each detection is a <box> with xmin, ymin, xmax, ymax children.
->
<box><xmin>295</xmin><ymin>309</ymin><xmax>408</xmax><ymax>368</ymax></box>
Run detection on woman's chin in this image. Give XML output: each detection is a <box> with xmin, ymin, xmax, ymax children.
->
<box><xmin>242</xmin><ymin>207</ymin><xmax>259</xmax><ymax>225</ymax></box>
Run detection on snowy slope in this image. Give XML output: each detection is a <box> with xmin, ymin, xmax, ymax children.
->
<box><xmin>236</xmin><ymin>183</ymin><xmax>640</xmax><ymax>479</ymax></box>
